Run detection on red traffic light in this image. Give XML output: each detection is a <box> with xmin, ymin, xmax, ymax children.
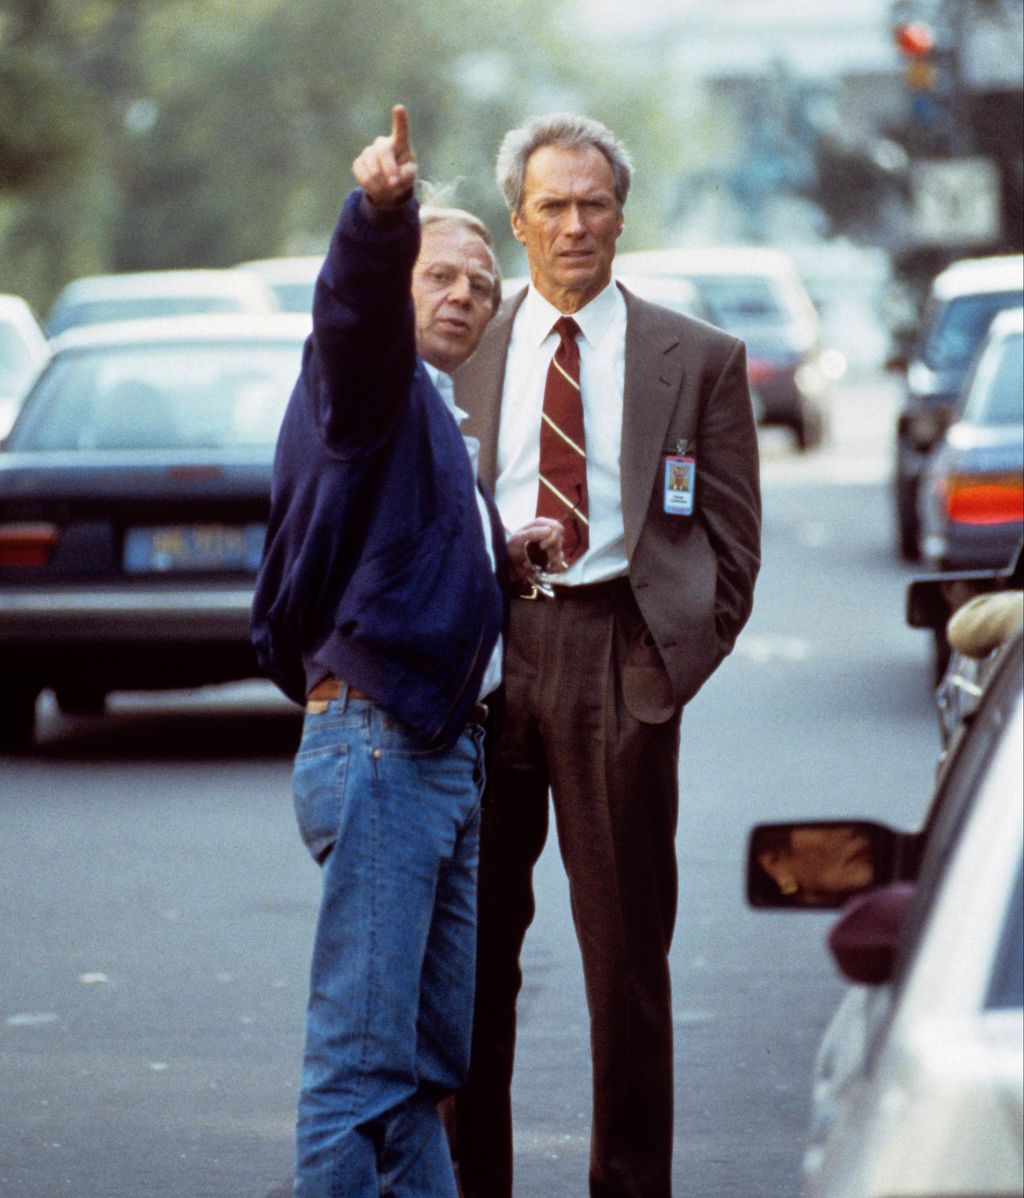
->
<box><xmin>895</xmin><ymin>22</ymin><xmax>935</xmax><ymax>57</ymax></box>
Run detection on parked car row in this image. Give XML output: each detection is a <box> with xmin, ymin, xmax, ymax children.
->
<box><xmin>890</xmin><ymin>253</ymin><xmax>1024</xmax><ymax>562</ymax></box>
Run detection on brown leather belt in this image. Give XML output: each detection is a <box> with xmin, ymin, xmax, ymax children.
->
<box><xmin>515</xmin><ymin>575</ymin><xmax>629</xmax><ymax>602</ymax></box>
<box><xmin>308</xmin><ymin>677</ymin><xmax>365</xmax><ymax>702</ymax></box>
<box><xmin>306</xmin><ymin>677</ymin><xmax>488</xmax><ymax>725</ymax></box>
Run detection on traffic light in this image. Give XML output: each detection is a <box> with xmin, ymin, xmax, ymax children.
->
<box><xmin>895</xmin><ymin>22</ymin><xmax>934</xmax><ymax>58</ymax></box>
<box><xmin>893</xmin><ymin>20</ymin><xmax>944</xmax><ymax>134</ymax></box>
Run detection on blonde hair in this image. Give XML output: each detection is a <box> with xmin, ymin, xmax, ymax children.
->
<box><xmin>418</xmin><ymin>183</ymin><xmax>501</xmax><ymax>310</ymax></box>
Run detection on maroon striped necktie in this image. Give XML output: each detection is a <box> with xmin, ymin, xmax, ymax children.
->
<box><xmin>536</xmin><ymin>316</ymin><xmax>589</xmax><ymax>564</ymax></box>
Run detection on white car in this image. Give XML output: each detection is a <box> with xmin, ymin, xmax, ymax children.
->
<box><xmin>235</xmin><ymin>255</ymin><xmax>322</xmax><ymax>315</ymax></box>
<box><xmin>44</xmin><ymin>268</ymin><xmax>280</xmax><ymax>337</ymax></box>
<box><xmin>615</xmin><ymin>245</ymin><xmax>833</xmax><ymax>448</ymax></box>
<box><xmin>0</xmin><ymin>295</ymin><xmax>50</xmax><ymax>439</ymax></box>
<box><xmin>747</xmin><ymin>631</ymin><xmax>1023</xmax><ymax>1197</ymax></box>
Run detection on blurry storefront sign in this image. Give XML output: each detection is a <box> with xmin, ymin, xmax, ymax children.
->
<box><xmin>911</xmin><ymin>157</ymin><xmax>1002</xmax><ymax>247</ymax></box>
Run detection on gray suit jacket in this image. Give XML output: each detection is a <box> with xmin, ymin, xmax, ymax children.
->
<box><xmin>455</xmin><ymin>283</ymin><xmax>761</xmax><ymax>720</ymax></box>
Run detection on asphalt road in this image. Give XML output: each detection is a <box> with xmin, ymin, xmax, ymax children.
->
<box><xmin>0</xmin><ymin>369</ymin><xmax>940</xmax><ymax>1198</ymax></box>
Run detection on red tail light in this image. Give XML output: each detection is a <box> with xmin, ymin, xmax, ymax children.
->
<box><xmin>0</xmin><ymin>522</ymin><xmax>61</xmax><ymax>566</ymax></box>
<box><xmin>747</xmin><ymin>359</ymin><xmax>778</xmax><ymax>384</ymax></box>
<box><xmin>945</xmin><ymin>474</ymin><xmax>1024</xmax><ymax>526</ymax></box>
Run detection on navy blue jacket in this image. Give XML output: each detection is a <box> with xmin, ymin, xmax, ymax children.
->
<box><xmin>251</xmin><ymin>191</ymin><xmax>505</xmax><ymax>747</ymax></box>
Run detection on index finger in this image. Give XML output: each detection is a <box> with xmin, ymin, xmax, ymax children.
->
<box><xmin>390</xmin><ymin>105</ymin><xmax>410</xmax><ymax>157</ymax></box>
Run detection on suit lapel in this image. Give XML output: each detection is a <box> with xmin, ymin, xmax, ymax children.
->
<box><xmin>454</xmin><ymin>289</ymin><xmax>525</xmax><ymax>489</ymax></box>
<box><xmin>620</xmin><ymin>287</ymin><xmax>684</xmax><ymax>559</ymax></box>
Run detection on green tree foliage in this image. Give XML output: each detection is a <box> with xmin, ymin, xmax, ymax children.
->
<box><xmin>0</xmin><ymin>0</ymin><xmax>685</xmax><ymax>314</ymax></box>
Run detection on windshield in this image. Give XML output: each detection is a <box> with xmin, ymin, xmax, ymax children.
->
<box><xmin>689</xmin><ymin>275</ymin><xmax>792</xmax><ymax>330</ymax></box>
<box><xmin>11</xmin><ymin>340</ymin><xmax>301</xmax><ymax>451</ymax></box>
<box><xmin>921</xmin><ymin>291</ymin><xmax>1024</xmax><ymax>373</ymax></box>
<box><xmin>961</xmin><ymin>330</ymin><xmax>1024</xmax><ymax>426</ymax></box>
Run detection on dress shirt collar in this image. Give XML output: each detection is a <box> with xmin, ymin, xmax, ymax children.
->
<box><xmin>424</xmin><ymin>363</ymin><xmax>467</xmax><ymax>424</ymax></box>
<box><xmin>518</xmin><ymin>278</ymin><xmax>620</xmax><ymax>349</ymax></box>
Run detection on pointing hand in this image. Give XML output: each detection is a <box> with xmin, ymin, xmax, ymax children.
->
<box><xmin>353</xmin><ymin>104</ymin><xmax>418</xmax><ymax>209</ymax></box>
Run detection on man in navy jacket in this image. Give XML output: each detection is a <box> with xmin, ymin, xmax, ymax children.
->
<box><xmin>251</xmin><ymin>107</ymin><xmax>563</xmax><ymax>1197</ymax></box>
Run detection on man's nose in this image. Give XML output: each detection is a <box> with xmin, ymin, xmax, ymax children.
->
<box><xmin>563</xmin><ymin>204</ymin><xmax>586</xmax><ymax>235</ymax></box>
<box><xmin>446</xmin><ymin>274</ymin><xmax>472</xmax><ymax>304</ymax></box>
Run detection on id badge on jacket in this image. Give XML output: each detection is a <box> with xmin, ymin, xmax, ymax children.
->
<box><xmin>663</xmin><ymin>440</ymin><xmax>696</xmax><ymax>516</ymax></box>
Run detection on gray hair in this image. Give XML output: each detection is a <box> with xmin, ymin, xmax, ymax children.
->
<box><xmin>418</xmin><ymin>184</ymin><xmax>501</xmax><ymax>311</ymax></box>
<box><xmin>496</xmin><ymin>113</ymin><xmax>634</xmax><ymax>215</ymax></box>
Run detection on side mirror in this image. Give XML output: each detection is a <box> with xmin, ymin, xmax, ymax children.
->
<box><xmin>906</xmin><ymin>568</ymin><xmax>1005</xmax><ymax>630</ymax></box>
<box><xmin>746</xmin><ymin>820</ymin><xmax>908</xmax><ymax>910</ymax></box>
<box><xmin>827</xmin><ymin>882</ymin><xmax>916</xmax><ymax>984</ymax></box>
<box><xmin>906</xmin><ymin>576</ymin><xmax>956</xmax><ymax>630</ymax></box>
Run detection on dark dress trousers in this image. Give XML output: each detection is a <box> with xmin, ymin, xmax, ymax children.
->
<box><xmin>451</xmin><ymin>284</ymin><xmax>762</xmax><ymax>1198</ymax></box>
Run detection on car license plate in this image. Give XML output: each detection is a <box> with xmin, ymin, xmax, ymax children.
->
<box><xmin>123</xmin><ymin>524</ymin><xmax>265</xmax><ymax>573</ymax></box>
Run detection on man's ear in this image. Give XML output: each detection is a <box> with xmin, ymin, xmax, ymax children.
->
<box><xmin>510</xmin><ymin>210</ymin><xmax>526</xmax><ymax>246</ymax></box>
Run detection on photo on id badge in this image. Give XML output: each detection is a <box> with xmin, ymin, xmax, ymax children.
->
<box><xmin>664</xmin><ymin>453</ymin><xmax>695</xmax><ymax>516</ymax></box>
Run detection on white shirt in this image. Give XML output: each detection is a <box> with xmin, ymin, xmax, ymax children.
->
<box><xmin>495</xmin><ymin>280</ymin><xmax>628</xmax><ymax>585</ymax></box>
<box><xmin>427</xmin><ymin>365</ymin><xmax>503</xmax><ymax>700</ymax></box>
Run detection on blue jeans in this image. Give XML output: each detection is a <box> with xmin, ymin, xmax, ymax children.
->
<box><xmin>291</xmin><ymin>687</ymin><xmax>484</xmax><ymax>1197</ymax></box>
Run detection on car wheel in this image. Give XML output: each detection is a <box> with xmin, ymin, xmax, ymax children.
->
<box><xmin>895</xmin><ymin>445</ymin><xmax>920</xmax><ymax>561</ymax></box>
<box><xmin>794</xmin><ymin>406</ymin><xmax>824</xmax><ymax>452</ymax></box>
<box><xmin>0</xmin><ymin>686</ymin><xmax>39</xmax><ymax>753</ymax></box>
<box><xmin>55</xmin><ymin>683</ymin><xmax>107</xmax><ymax>716</ymax></box>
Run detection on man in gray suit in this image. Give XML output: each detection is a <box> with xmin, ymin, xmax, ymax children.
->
<box><xmin>451</xmin><ymin>114</ymin><xmax>762</xmax><ymax>1198</ymax></box>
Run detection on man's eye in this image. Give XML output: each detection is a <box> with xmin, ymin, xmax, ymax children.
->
<box><xmin>471</xmin><ymin>281</ymin><xmax>491</xmax><ymax>297</ymax></box>
<box><xmin>429</xmin><ymin>269</ymin><xmax>453</xmax><ymax>284</ymax></box>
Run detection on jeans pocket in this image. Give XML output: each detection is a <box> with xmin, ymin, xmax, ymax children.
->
<box><xmin>292</xmin><ymin>741</ymin><xmax>349</xmax><ymax>865</ymax></box>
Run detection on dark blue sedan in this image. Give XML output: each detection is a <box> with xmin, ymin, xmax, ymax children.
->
<box><xmin>0</xmin><ymin>314</ymin><xmax>307</xmax><ymax>751</ymax></box>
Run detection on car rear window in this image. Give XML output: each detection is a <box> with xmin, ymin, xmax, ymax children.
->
<box><xmin>690</xmin><ymin>276</ymin><xmax>790</xmax><ymax>328</ymax></box>
<box><xmin>921</xmin><ymin>291</ymin><xmax>1024</xmax><ymax>373</ymax></box>
<box><xmin>962</xmin><ymin>331</ymin><xmax>1024</xmax><ymax>426</ymax></box>
<box><xmin>57</xmin><ymin>296</ymin><xmax>249</xmax><ymax>333</ymax></box>
<box><xmin>10</xmin><ymin>340</ymin><xmax>301</xmax><ymax>451</ymax></box>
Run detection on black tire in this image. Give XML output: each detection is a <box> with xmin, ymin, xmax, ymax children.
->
<box><xmin>0</xmin><ymin>687</ymin><xmax>39</xmax><ymax>753</ymax></box>
<box><xmin>898</xmin><ymin>519</ymin><xmax>919</xmax><ymax>562</ymax></box>
<box><xmin>895</xmin><ymin>449</ymin><xmax>920</xmax><ymax>561</ymax></box>
<box><xmin>793</xmin><ymin>404</ymin><xmax>824</xmax><ymax>452</ymax></box>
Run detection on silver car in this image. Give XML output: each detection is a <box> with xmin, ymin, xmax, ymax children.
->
<box><xmin>747</xmin><ymin>631</ymin><xmax>1023</xmax><ymax>1197</ymax></box>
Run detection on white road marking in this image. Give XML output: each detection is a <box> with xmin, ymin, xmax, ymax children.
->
<box><xmin>7</xmin><ymin>1012</ymin><xmax>60</xmax><ymax>1026</ymax></box>
<box><xmin>735</xmin><ymin>634</ymin><xmax>812</xmax><ymax>664</ymax></box>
